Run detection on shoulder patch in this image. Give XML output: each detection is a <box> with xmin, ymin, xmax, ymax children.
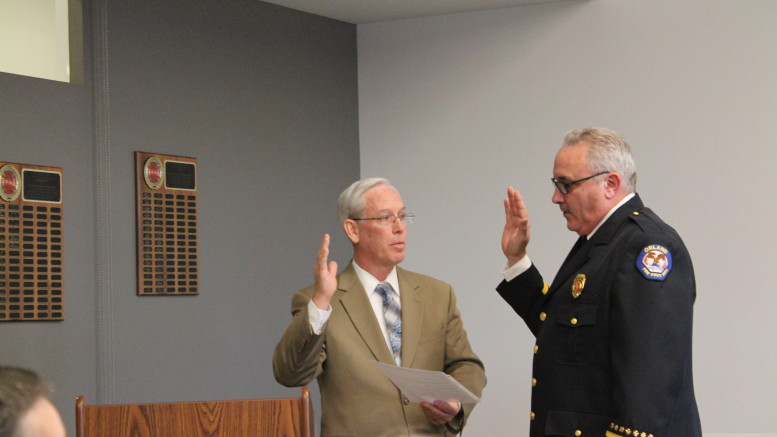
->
<box><xmin>636</xmin><ymin>244</ymin><xmax>672</xmax><ymax>280</ymax></box>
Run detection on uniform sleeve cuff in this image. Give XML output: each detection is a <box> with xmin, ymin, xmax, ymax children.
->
<box><xmin>503</xmin><ymin>255</ymin><xmax>532</xmax><ymax>282</ymax></box>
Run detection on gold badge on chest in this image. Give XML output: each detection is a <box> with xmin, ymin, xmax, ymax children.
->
<box><xmin>571</xmin><ymin>274</ymin><xmax>586</xmax><ymax>299</ymax></box>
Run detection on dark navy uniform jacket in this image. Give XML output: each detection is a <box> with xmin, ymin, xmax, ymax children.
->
<box><xmin>497</xmin><ymin>194</ymin><xmax>702</xmax><ymax>437</ymax></box>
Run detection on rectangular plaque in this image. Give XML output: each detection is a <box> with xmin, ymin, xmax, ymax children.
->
<box><xmin>135</xmin><ymin>152</ymin><xmax>199</xmax><ymax>296</ymax></box>
<box><xmin>0</xmin><ymin>162</ymin><xmax>64</xmax><ymax>322</ymax></box>
<box><xmin>165</xmin><ymin>161</ymin><xmax>196</xmax><ymax>191</ymax></box>
<box><xmin>22</xmin><ymin>169</ymin><xmax>62</xmax><ymax>203</ymax></box>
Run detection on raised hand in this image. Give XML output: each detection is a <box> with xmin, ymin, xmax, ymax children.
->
<box><xmin>501</xmin><ymin>186</ymin><xmax>531</xmax><ymax>266</ymax></box>
<box><xmin>312</xmin><ymin>233</ymin><xmax>338</xmax><ymax>310</ymax></box>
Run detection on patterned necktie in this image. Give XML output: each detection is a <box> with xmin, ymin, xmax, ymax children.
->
<box><xmin>375</xmin><ymin>282</ymin><xmax>402</xmax><ymax>365</ymax></box>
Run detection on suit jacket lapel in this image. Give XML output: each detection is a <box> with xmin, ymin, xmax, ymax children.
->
<box><xmin>337</xmin><ymin>263</ymin><xmax>395</xmax><ymax>364</ymax></box>
<box><xmin>396</xmin><ymin>267</ymin><xmax>423</xmax><ymax>367</ymax></box>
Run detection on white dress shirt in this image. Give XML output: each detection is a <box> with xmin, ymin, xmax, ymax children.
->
<box><xmin>307</xmin><ymin>261</ymin><xmax>401</xmax><ymax>364</ymax></box>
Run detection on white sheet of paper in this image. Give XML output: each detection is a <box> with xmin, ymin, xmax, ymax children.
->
<box><xmin>372</xmin><ymin>361</ymin><xmax>480</xmax><ymax>403</ymax></box>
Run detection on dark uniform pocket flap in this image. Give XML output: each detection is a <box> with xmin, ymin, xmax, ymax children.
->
<box><xmin>557</xmin><ymin>303</ymin><xmax>597</xmax><ymax>327</ymax></box>
<box><xmin>545</xmin><ymin>409</ymin><xmax>610</xmax><ymax>436</ymax></box>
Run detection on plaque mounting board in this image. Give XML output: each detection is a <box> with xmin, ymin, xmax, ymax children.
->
<box><xmin>135</xmin><ymin>152</ymin><xmax>199</xmax><ymax>296</ymax></box>
<box><xmin>0</xmin><ymin>161</ymin><xmax>64</xmax><ymax>321</ymax></box>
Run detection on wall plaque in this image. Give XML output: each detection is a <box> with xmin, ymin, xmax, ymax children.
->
<box><xmin>0</xmin><ymin>162</ymin><xmax>64</xmax><ymax>322</ymax></box>
<box><xmin>135</xmin><ymin>152</ymin><xmax>199</xmax><ymax>296</ymax></box>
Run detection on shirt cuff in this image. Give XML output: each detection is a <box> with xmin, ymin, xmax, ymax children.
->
<box><xmin>502</xmin><ymin>255</ymin><xmax>532</xmax><ymax>282</ymax></box>
<box><xmin>307</xmin><ymin>299</ymin><xmax>332</xmax><ymax>335</ymax></box>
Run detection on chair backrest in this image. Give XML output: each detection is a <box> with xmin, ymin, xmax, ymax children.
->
<box><xmin>75</xmin><ymin>387</ymin><xmax>314</xmax><ymax>437</ymax></box>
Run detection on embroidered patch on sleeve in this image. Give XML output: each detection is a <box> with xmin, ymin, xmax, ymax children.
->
<box><xmin>636</xmin><ymin>244</ymin><xmax>673</xmax><ymax>280</ymax></box>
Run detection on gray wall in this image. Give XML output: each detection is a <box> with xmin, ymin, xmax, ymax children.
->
<box><xmin>2</xmin><ymin>0</ymin><xmax>358</xmax><ymax>434</ymax></box>
<box><xmin>0</xmin><ymin>39</ymin><xmax>98</xmax><ymax>436</ymax></box>
<box><xmin>358</xmin><ymin>0</ymin><xmax>777</xmax><ymax>436</ymax></box>
<box><xmin>6</xmin><ymin>0</ymin><xmax>777</xmax><ymax>436</ymax></box>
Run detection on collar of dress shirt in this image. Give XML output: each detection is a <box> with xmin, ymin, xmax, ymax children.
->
<box><xmin>586</xmin><ymin>192</ymin><xmax>635</xmax><ymax>240</ymax></box>
<box><xmin>352</xmin><ymin>261</ymin><xmax>400</xmax><ymax>297</ymax></box>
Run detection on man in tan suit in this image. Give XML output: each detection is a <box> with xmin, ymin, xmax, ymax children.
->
<box><xmin>273</xmin><ymin>178</ymin><xmax>485</xmax><ymax>437</ymax></box>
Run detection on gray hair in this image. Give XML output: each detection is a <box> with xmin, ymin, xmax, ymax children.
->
<box><xmin>562</xmin><ymin>127</ymin><xmax>637</xmax><ymax>193</ymax></box>
<box><xmin>336</xmin><ymin>178</ymin><xmax>398</xmax><ymax>222</ymax></box>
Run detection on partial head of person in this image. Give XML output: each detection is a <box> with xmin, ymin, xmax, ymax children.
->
<box><xmin>336</xmin><ymin>178</ymin><xmax>414</xmax><ymax>280</ymax></box>
<box><xmin>551</xmin><ymin>127</ymin><xmax>637</xmax><ymax>236</ymax></box>
<box><xmin>0</xmin><ymin>366</ymin><xmax>66</xmax><ymax>437</ymax></box>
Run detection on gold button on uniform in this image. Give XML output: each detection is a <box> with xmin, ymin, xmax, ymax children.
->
<box><xmin>539</xmin><ymin>312</ymin><xmax>547</xmax><ymax>321</ymax></box>
<box><xmin>570</xmin><ymin>317</ymin><xmax>578</xmax><ymax>325</ymax></box>
<box><xmin>531</xmin><ymin>378</ymin><xmax>537</xmax><ymax>387</ymax></box>
<box><xmin>575</xmin><ymin>430</ymin><xmax>582</xmax><ymax>436</ymax></box>
<box><xmin>530</xmin><ymin>411</ymin><xmax>535</xmax><ymax>421</ymax></box>
<box><xmin>533</xmin><ymin>345</ymin><xmax>539</xmax><ymax>354</ymax></box>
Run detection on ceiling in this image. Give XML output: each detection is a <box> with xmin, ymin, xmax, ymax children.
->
<box><xmin>261</xmin><ymin>0</ymin><xmax>566</xmax><ymax>24</ymax></box>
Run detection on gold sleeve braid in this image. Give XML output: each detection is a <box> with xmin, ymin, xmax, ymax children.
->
<box><xmin>607</xmin><ymin>422</ymin><xmax>654</xmax><ymax>437</ymax></box>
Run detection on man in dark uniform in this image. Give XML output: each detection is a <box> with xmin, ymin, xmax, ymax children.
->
<box><xmin>497</xmin><ymin>128</ymin><xmax>702</xmax><ymax>437</ymax></box>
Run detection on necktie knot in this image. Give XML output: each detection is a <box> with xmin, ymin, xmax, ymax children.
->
<box><xmin>375</xmin><ymin>282</ymin><xmax>395</xmax><ymax>306</ymax></box>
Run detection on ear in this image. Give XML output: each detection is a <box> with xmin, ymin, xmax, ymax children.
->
<box><xmin>603</xmin><ymin>172</ymin><xmax>622</xmax><ymax>199</ymax></box>
<box><xmin>343</xmin><ymin>219</ymin><xmax>359</xmax><ymax>244</ymax></box>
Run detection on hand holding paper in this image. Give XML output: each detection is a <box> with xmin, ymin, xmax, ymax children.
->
<box><xmin>373</xmin><ymin>361</ymin><xmax>480</xmax><ymax>403</ymax></box>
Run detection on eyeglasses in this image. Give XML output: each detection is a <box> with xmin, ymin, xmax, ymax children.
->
<box><xmin>352</xmin><ymin>213</ymin><xmax>415</xmax><ymax>226</ymax></box>
<box><xmin>551</xmin><ymin>171</ymin><xmax>610</xmax><ymax>194</ymax></box>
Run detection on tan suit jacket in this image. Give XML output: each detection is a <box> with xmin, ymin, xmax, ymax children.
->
<box><xmin>273</xmin><ymin>263</ymin><xmax>486</xmax><ymax>437</ymax></box>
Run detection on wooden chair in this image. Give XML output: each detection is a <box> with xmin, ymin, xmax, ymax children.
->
<box><xmin>75</xmin><ymin>387</ymin><xmax>314</xmax><ymax>437</ymax></box>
